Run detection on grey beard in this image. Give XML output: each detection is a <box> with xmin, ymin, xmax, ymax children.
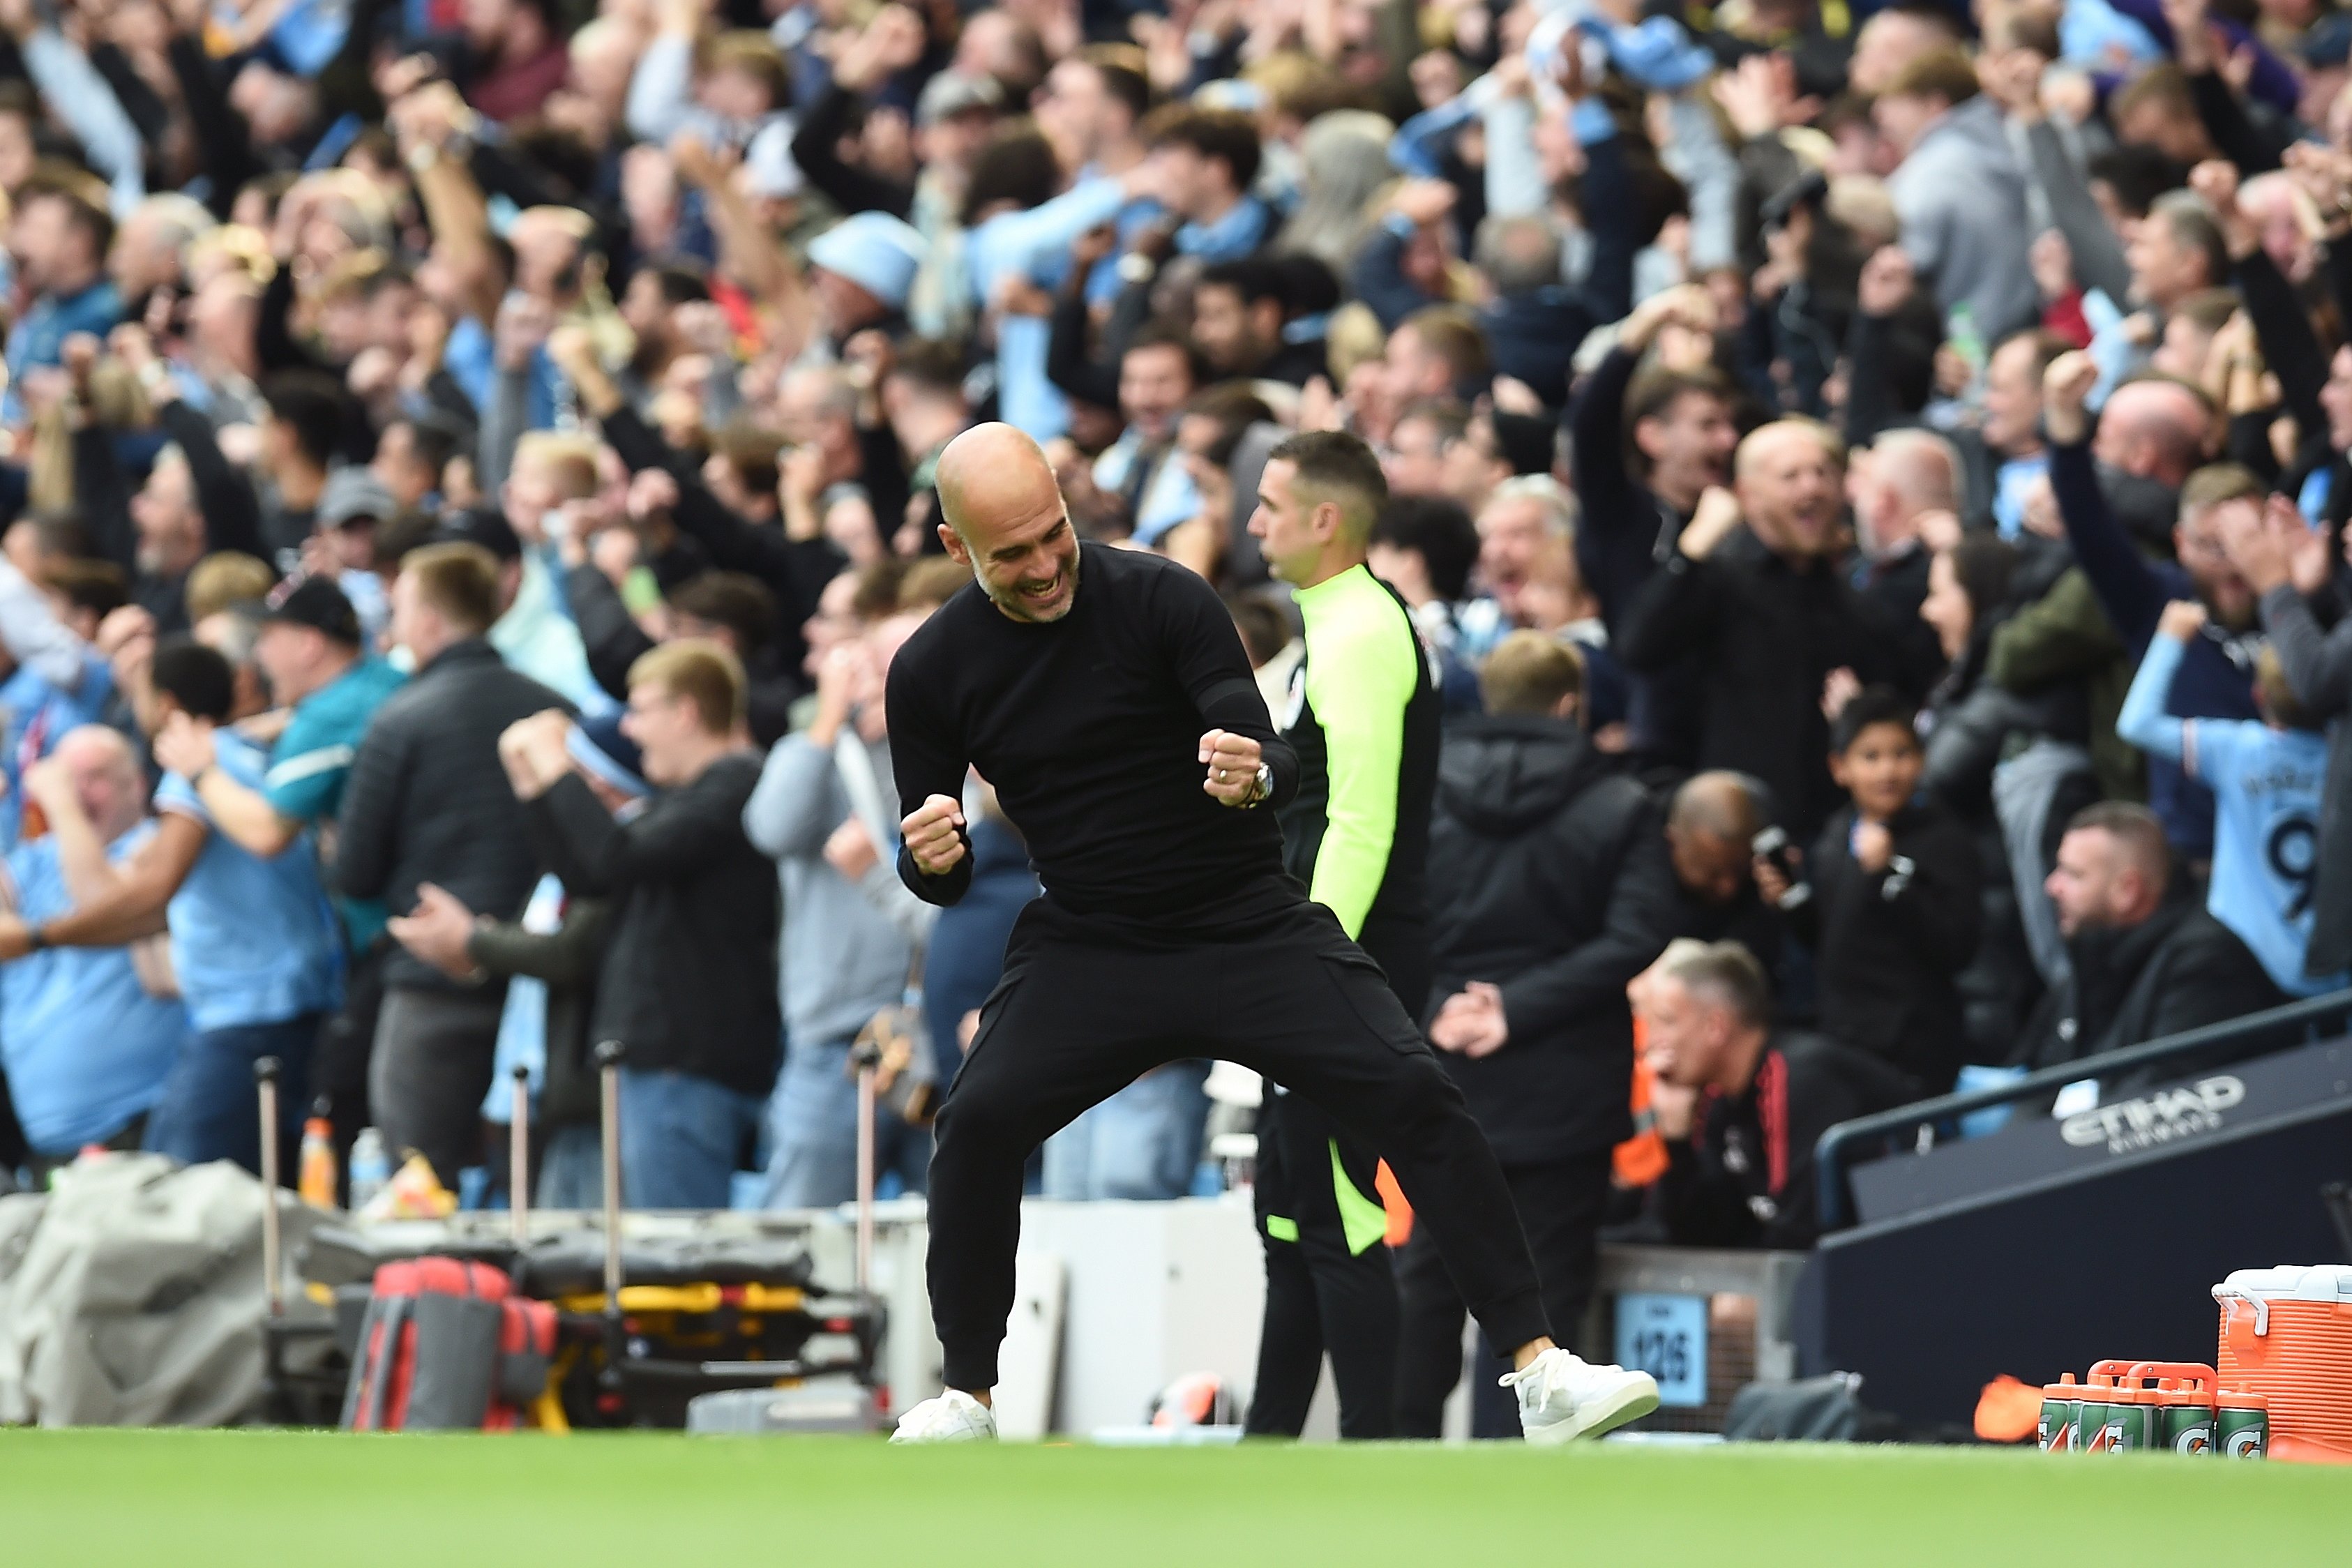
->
<box><xmin>981</xmin><ymin>545</ymin><xmax>1082</xmax><ymax>623</ymax></box>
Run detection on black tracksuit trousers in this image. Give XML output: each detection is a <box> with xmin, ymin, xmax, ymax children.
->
<box><xmin>1246</xmin><ymin>1092</ymin><xmax>1399</xmax><ymax>1438</ymax></box>
<box><xmin>1244</xmin><ymin>921</ymin><xmax>1428</xmax><ymax>1440</ymax></box>
<box><xmin>928</xmin><ymin>894</ymin><xmax>1549</xmax><ymax>1394</ymax></box>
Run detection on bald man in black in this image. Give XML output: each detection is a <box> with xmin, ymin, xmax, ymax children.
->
<box><xmin>882</xmin><ymin>423</ymin><xmax>1657</xmax><ymax>1445</ymax></box>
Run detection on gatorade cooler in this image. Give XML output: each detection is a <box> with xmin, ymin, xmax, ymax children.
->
<box><xmin>2213</xmin><ymin>1265</ymin><xmax>2352</xmax><ymax>1464</ymax></box>
<box><xmin>2076</xmin><ymin>1360</ymin><xmax>2135</xmax><ymax>1453</ymax></box>
<box><xmin>2101</xmin><ymin>1385</ymin><xmax>2159</xmax><ymax>1452</ymax></box>
<box><xmin>2217</xmin><ymin>1391</ymin><xmax>2269</xmax><ymax>1459</ymax></box>
<box><xmin>2039</xmin><ymin>1374</ymin><xmax>2082</xmax><ymax>1453</ymax></box>
<box><xmin>2129</xmin><ymin>1362</ymin><xmax>2218</xmax><ymax>1456</ymax></box>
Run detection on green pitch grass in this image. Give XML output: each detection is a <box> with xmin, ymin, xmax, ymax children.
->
<box><xmin>1</xmin><ymin>1428</ymin><xmax>2344</xmax><ymax>1565</ymax></box>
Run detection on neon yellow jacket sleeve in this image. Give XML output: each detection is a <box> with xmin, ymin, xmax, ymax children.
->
<box><xmin>1299</xmin><ymin>568</ymin><xmax>1417</xmax><ymax>939</ymax></box>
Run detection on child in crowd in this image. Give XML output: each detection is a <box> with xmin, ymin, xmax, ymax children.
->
<box><xmin>2117</xmin><ymin>600</ymin><xmax>2344</xmax><ymax>997</ymax></box>
<box><xmin>1756</xmin><ymin>686</ymin><xmax>1981</xmax><ymax>1096</ymax></box>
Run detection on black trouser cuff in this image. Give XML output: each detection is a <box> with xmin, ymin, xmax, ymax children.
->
<box><xmin>1466</xmin><ymin>1284</ymin><xmax>1551</xmax><ymax>1361</ymax></box>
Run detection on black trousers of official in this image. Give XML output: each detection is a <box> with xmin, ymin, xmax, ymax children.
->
<box><xmin>928</xmin><ymin>895</ymin><xmax>1550</xmax><ymax>1394</ymax></box>
<box><xmin>1394</xmin><ymin>1149</ymin><xmax>1613</xmax><ymax>1439</ymax></box>
<box><xmin>1246</xmin><ymin>1092</ymin><xmax>1397</xmax><ymax>1438</ymax></box>
<box><xmin>1244</xmin><ymin>922</ymin><xmax>1427</xmax><ymax>1440</ymax></box>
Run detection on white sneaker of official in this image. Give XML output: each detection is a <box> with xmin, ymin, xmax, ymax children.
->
<box><xmin>889</xmin><ymin>1389</ymin><xmax>1001</xmax><ymax>1444</ymax></box>
<box><xmin>1501</xmin><ymin>1348</ymin><xmax>1661</xmax><ymax>1445</ymax></box>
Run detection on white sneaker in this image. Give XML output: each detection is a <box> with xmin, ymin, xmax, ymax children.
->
<box><xmin>1502</xmin><ymin>1348</ymin><xmax>1659</xmax><ymax>1445</ymax></box>
<box><xmin>889</xmin><ymin>1389</ymin><xmax>999</xmax><ymax>1444</ymax></box>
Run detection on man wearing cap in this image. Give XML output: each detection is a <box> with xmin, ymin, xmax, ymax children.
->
<box><xmin>806</xmin><ymin>211</ymin><xmax>928</xmax><ymax>352</ymax></box>
<box><xmin>905</xmin><ymin>72</ymin><xmax>1006</xmax><ymax>340</ymax></box>
<box><xmin>149</xmin><ymin>576</ymin><xmax>406</xmax><ymax>1148</ymax></box>
<box><xmin>315</xmin><ymin>467</ymin><xmax>399</xmax><ymax>646</ymax></box>
<box><xmin>160</xmin><ymin>576</ymin><xmax>404</xmax><ymax>873</ymax></box>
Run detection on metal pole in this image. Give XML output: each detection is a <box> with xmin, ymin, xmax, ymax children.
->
<box><xmin>593</xmin><ymin>1040</ymin><xmax>626</xmax><ymax>1403</ymax></box>
<box><xmin>855</xmin><ymin>1059</ymin><xmax>876</xmax><ymax>1297</ymax></box>
<box><xmin>595</xmin><ymin>1041</ymin><xmax>624</xmax><ymax>1304</ymax></box>
<box><xmin>254</xmin><ymin>1056</ymin><xmax>283</xmax><ymax>1321</ymax></box>
<box><xmin>509</xmin><ymin>1063</ymin><xmax>531</xmax><ymax>1249</ymax></box>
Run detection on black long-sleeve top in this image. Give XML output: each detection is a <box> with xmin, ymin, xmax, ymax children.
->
<box><xmin>1567</xmin><ymin>345</ymin><xmax>1682</xmax><ymax>633</ymax></box>
<box><xmin>336</xmin><ymin>640</ymin><xmax>571</xmax><ymax>992</ymax></box>
<box><xmin>2236</xmin><ymin>246</ymin><xmax>2328</xmax><ymax>448</ymax></box>
<box><xmin>167</xmin><ymin>31</ymin><xmax>259</xmax><ymax>218</ymax></box>
<box><xmin>887</xmin><ymin>542</ymin><xmax>1300</xmax><ymax>926</ymax></box>
<box><xmin>2188</xmin><ymin>68</ymin><xmax>2293</xmax><ymax>175</ymax></box>
<box><xmin>90</xmin><ymin>42</ymin><xmax>170</xmax><ymax>152</ymax></box>
<box><xmin>154</xmin><ymin>402</ymin><xmax>267</xmax><ymax>562</ymax></box>
<box><xmin>522</xmin><ymin>754</ymin><xmax>780</xmax><ymax>1096</ymax></box>
<box><xmin>1043</xmin><ymin>278</ymin><xmax>1120</xmax><ymax>414</ymax></box>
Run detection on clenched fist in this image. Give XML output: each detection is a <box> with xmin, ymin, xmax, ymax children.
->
<box><xmin>902</xmin><ymin>793</ymin><xmax>968</xmax><ymax>876</ymax></box>
<box><xmin>1198</xmin><ymin>730</ymin><xmax>1267</xmax><ymax>807</ymax></box>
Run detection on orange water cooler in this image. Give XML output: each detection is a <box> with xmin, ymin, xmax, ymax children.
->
<box><xmin>2213</xmin><ymin>1265</ymin><xmax>2352</xmax><ymax>1463</ymax></box>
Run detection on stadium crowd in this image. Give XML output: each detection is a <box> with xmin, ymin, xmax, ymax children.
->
<box><xmin>0</xmin><ymin>0</ymin><xmax>2347</xmax><ymax>1415</ymax></box>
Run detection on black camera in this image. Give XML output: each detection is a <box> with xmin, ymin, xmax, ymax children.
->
<box><xmin>1751</xmin><ymin>825</ymin><xmax>1809</xmax><ymax>909</ymax></box>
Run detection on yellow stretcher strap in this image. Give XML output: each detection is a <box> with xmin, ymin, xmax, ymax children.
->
<box><xmin>554</xmin><ymin>1282</ymin><xmax>804</xmax><ymax>1316</ymax></box>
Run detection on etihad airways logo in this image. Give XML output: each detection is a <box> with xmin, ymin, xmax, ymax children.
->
<box><xmin>2060</xmin><ymin>1077</ymin><xmax>2246</xmax><ymax>1156</ymax></box>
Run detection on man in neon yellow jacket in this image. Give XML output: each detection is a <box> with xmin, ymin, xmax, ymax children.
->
<box><xmin>1244</xmin><ymin>431</ymin><xmax>1440</xmax><ymax>1439</ymax></box>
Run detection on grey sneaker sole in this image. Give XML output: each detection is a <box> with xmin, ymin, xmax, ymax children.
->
<box><xmin>1525</xmin><ymin>1375</ymin><xmax>1662</xmax><ymax>1446</ymax></box>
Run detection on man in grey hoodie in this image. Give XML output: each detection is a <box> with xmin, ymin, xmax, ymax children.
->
<box><xmin>1878</xmin><ymin>47</ymin><xmax>2039</xmax><ymax>343</ymax></box>
<box><xmin>745</xmin><ymin>607</ymin><xmax>937</xmax><ymax>1207</ymax></box>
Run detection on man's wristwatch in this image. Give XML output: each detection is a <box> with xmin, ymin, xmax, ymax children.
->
<box><xmin>26</xmin><ymin>925</ymin><xmax>49</xmax><ymax>954</ymax></box>
<box><xmin>1244</xmin><ymin>762</ymin><xmax>1273</xmax><ymax>807</ymax></box>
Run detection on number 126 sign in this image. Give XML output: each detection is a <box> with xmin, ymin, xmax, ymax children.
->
<box><xmin>1614</xmin><ymin>1292</ymin><xmax>1708</xmax><ymax>1409</ymax></box>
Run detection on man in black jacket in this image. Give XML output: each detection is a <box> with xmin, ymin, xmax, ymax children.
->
<box><xmin>1618</xmin><ymin>420</ymin><xmax>1917</xmax><ymax>843</ymax></box>
<box><xmin>1643</xmin><ymin>940</ymin><xmax>1920</xmax><ymax>1249</ymax></box>
<box><xmin>506</xmin><ymin>640</ymin><xmax>779</xmax><ymax>1208</ymax></box>
<box><xmin>2026</xmin><ymin>801</ymin><xmax>2284</xmax><ymax>1077</ymax></box>
<box><xmin>1395</xmin><ymin>632</ymin><xmax>1681</xmax><ymax>1439</ymax></box>
<box><xmin>338</xmin><ymin>543</ymin><xmax>569</xmax><ymax>1183</ymax></box>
